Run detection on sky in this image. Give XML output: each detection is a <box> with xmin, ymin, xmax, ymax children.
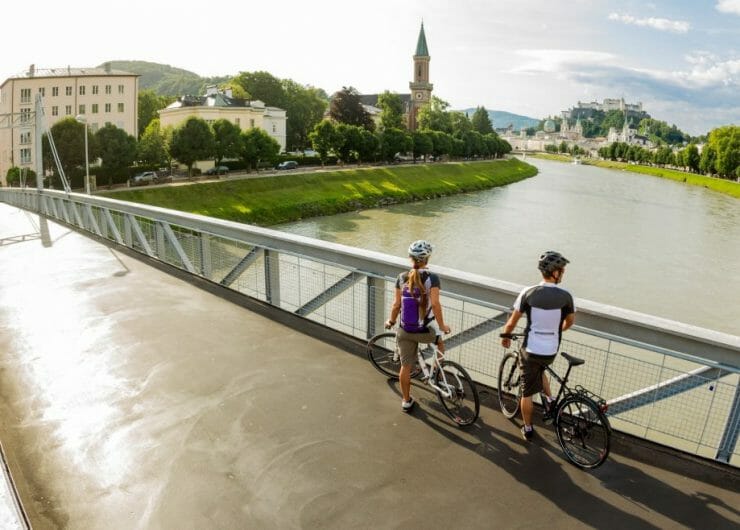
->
<box><xmin>2</xmin><ymin>0</ymin><xmax>739</xmax><ymax>135</ymax></box>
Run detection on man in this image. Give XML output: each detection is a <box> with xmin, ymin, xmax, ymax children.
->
<box><xmin>500</xmin><ymin>251</ymin><xmax>575</xmax><ymax>441</ymax></box>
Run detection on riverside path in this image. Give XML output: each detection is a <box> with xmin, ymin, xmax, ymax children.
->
<box><xmin>0</xmin><ymin>202</ymin><xmax>738</xmax><ymax>529</ymax></box>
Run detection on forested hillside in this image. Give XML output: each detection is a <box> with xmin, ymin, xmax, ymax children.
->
<box><xmin>99</xmin><ymin>61</ymin><xmax>229</xmax><ymax>96</ymax></box>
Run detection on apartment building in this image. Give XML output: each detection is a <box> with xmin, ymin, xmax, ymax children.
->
<box><xmin>0</xmin><ymin>63</ymin><xmax>139</xmax><ymax>183</ymax></box>
<box><xmin>159</xmin><ymin>86</ymin><xmax>287</xmax><ymax>153</ymax></box>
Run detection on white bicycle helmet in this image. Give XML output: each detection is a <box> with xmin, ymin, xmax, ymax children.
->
<box><xmin>408</xmin><ymin>240</ymin><xmax>433</xmax><ymax>260</ymax></box>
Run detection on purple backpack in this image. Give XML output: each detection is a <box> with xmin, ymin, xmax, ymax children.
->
<box><xmin>400</xmin><ymin>272</ymin><xmax>432</xmax><ymax>332</ymax></box>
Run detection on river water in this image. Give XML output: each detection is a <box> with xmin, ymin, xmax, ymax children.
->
<box><xmin>277</xmin><ymin>158</ymin><xmax>740</xmax><ymax>336</ymax></box>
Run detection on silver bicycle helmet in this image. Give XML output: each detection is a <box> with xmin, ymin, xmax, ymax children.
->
<box><xmin>408</xmin><ymin>240</ymin><xmax>433</xmax><ymax>260</ymax></box>
<box><xmin>538</xmin><ymin>250</ymin><xmax>570</xmax><ymax>275</ymax></box>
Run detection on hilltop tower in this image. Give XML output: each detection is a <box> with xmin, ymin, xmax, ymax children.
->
<box><xmin>408</xmin><ymin>21</ymin><xmax>433</xmax><ymax>130</ymax></box>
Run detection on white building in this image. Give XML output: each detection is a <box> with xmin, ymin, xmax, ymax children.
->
<box><xmin>159</xmin><ymin>86</ymin><xmax>287</xmax><ymax>154</ymax></box>
<box><xmin>0</xmin><ymin>64</ymin><xmax>139</xmax><ymax>183</ymax></box>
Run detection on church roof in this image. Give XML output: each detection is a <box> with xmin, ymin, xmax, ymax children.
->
<box><xmin>415</xmin><ymin>22</ymin><xmax>429</xmax><ymax>56</ymax></box>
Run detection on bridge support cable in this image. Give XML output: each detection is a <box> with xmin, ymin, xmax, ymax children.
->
<box><xmin>157</xmin><ymin>221</ymin><xmax>196</xmax><ymax>274</ymax></box>
<box><xmin>295</xmin><ymin>271</ymin><xmax>364</xmax><ymax>317</ymax></box>
<box><xmin>716</xmin><ymin>383</ymin><xmax>740</xmax><ymax>463</ymax></box>
<box><xmin>220</xmin><ymin>247</ymin><xmax>261</xmax><ymax>287</ymax></box>
<box><xmin>85</xmin><ymin>204</ymin><xmax>102</xmax><ymax>237</ymax></box>
<box><xmin>125</xmin><ymin>214</ymin><xmax>154</xmax><ymax>257</ymax></box>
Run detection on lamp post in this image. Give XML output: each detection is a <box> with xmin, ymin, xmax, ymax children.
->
<box><xmin>75</xmin><ymin>115</ymin><xmax>90</xmax><ymax>194</ymax></box>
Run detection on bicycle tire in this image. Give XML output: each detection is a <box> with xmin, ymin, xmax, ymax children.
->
<box><xmin>497</xmin><ymin>353</ymin><xmax>522</xmax><ymax>419</ymax></box>
<box><xmin>367</xmin><ymin>332</ymin><xmax>401</xmax><ymax>378</ymax></box>
<box><xmin>434</xmin><ymin>360</ymin><xmax>480</xmax><ymax>427</ymax></box>
<box><xmin>555</xmin><ymin>395</ymin><xmax>611</xmax><ymax>469</ymax></box>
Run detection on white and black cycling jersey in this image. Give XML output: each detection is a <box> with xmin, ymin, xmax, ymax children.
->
<box><xmin>513</xmin><ymin>281</ymin><xmax>576</xmax><ymax>355</ymax></box>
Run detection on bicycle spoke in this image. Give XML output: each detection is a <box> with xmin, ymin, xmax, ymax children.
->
<box><xmin>497</xmin><ymin>353</ymin><xmax>521</xmax><ymax>419</ymax></box>
<box><xmin>435</xmin><ymin>361</ymin><xmax>480</xmax><ymax>427</ymax></box>
<box><xmin>556</xmin><ymin>397</ymin><xmax>610</xmax><ymax>469</ymax></box>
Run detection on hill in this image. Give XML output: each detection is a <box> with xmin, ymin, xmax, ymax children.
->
<box><xmin>99</xmin><ymin>60</ymin><xmax>230</xmax><ymax>96</ymax></box>
<box><xmin>460</xmin><ymin>108</ymin><xmax>539</xmax><ymax>132</ymax></box>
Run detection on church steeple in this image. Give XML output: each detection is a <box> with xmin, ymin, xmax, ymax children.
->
<box><xmin>409</xmin><ymin>21</ymin><xmax>433</xmax><ymax>130</ymax></box>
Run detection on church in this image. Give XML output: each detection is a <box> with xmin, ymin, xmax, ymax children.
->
<box><xmin>357</xmin><ymin>22</ymin><xmax>433</xmax><ymax>131</ymax></box>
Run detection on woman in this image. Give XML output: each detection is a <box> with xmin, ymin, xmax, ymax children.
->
<box><xmin>385</xmin><ymin>240</ymin><xmax>451</xmax><ymax>412</ymax></box>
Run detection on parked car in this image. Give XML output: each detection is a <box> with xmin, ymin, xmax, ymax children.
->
<box><xmin>205</xmin><ymin>165</ymin><xmax>230</xmax><ymax>176</ymax></box>
<box><xmin>276</xmin><ymin>161</ymin><xmax>298</xmax><ymax>170</ymax></box>
<box><xmin>129</xmin><ymin>171</ymin><xmax>157</xmax><ymax>186</ymax></box>
<box><xmin>153</xmin><ymin>173</ymin><xmax>173</xmax><ymax>184</ymax></box>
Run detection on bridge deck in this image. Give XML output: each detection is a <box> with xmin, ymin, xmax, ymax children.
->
<box><xmin>0</xmin><ymin>203</ymin><xmax>738</xmax><ymax>529</ymax></box>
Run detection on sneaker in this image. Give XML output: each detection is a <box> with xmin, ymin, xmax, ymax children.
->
<box><xmin>401</xmin><ymin>397</ymin><xmax>415</xmax><ymax>413</ymax></box>
<box><xmin>542</xmin><ymin>396</ymin><xmax>555</xmax><ymax>424</ymax></box>
<box><xmin>521</xmin><ymin>425</ymin><xmax>535</xmax><ymax>441</ymax></box>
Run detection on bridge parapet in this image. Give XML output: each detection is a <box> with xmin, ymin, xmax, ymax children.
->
<box><xmin>2</xmin><ymin>188</ymin><xmax>739</xmax><ymax>466</ymax></box>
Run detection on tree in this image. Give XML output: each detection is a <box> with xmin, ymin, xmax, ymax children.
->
<box><xmin>329</xmin><ymin>86</ymin><xmax>374</xmax><ymax>131</ymax></box>
<box><xmin>412</xmin><ymin>131</ymin><xmax>433</xmax><ymax>161</ymax></box>
<box><xmin>240</xmin><ymin>128</ymin><xmax>280</xmax><ymax>171</ymax></box>
<box><xmin>42</xmin><ymin>117</ymin><xmax>98</xmax><ymax>184</ymax></box>
<box><xmin>699</xmin><ymin>144</ymin><xmax>717</xmax><ymax>175</ymax></box>
<box><xmin>169</xmin><ymin>117</ymin><xmax>215</xmax><ymax>176</ymax></box>
<box><xmin>232</xmin><ymin>71</ymin><xmax>287</xmax><ymax>108</ymax></box>
<box><xmin>417</xmin><ymin>96</ymin><xmax>452</xmax><ymax>133</ymax></box>
<box><xmin>5</xmin><ymin>166</ymin><xmax>37</xmax><ymax>187</ymax></box>
<box><xmin>333</xmin><ymin>123</ymin><xmax>363</xmax><ymax>164</ymax></box>
<box><xmin>430</xmin><ymin>131</ymin><xmax>452</xmax><ymax>158</ymax></box>
<box><xmin>378</xmin><ymin>128</ymin><xmax>411</xmax><ymax>162</ymax></box>
<box><xmin>684</xmin><ymin>144</ymin><xmax>700</xmax><ymax>173</ymax></box>
<box><xmin>357</xmin><ymin>129</ymin><xmax>379</xmax><ymax>163</ymax></box>
<box><xmin>138</xmin><ymin>90</ymin><xmax>172</xmax><ymax>137</ymax></box>
<box><xmin>707</xmin><ymin>125</ymin><xmax>740</xmax><ymax>178</ymax></box>
<box><xmin>377</xmin><ymin>91</ymin><xmax>405</xmax><ymax>130</ymax></box>
<box><xmin>211</xmin><ymin>119</ymin><xmax>242</xmax><ymax>166</ymax></box>
<box><xmin>309</xmin><ymin>120</ymin><xmax>337</xmax><ymax>165</ymax></box>
<box><xmin>282</xmin><ymin>80</ymin><xmax>328</xmax><ymax>151</ymax></box>
<box><xmin>96</xmin><ymin>124</ymin><xmax>137</xmax><ymax>186</ymax></box>
<box><xmin>450</xmin><ymin>112</ymin><xmax>473</xmax><ymax>137</ymax></box>
<box><xmin>471</xmin><ymin>106</ymin><xmax>494</xmax><ymax>134</ymax></box>
<box><xmin>138</xmin><ymin>118</ymin><xmax>169</xmax><ymax>167</ymax></box>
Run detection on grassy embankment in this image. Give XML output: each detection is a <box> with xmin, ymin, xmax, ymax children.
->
<box><xmin>530</xmin><ymin>153</ymin><xmax>740</xmax><ymax>198</ymax></box>
<box><xmin>103</xmin><ymin>159</ymin><xmax>537</xmax><ymax>226</ymax></box>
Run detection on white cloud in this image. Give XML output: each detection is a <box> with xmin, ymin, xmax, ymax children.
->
<box><xmin>510</xmin><ymin>49</ymin><xmax>616</xmax><ymax>74</ymax></box>
<box><xmin>608</xmin><ymin>12</ymin><xmax>690</xmax><ymax>33</ymax></box>
<box><xmin>716</xmin><ymin>0</ymin><xmax>740</xmax><ymax>15</ymax></box>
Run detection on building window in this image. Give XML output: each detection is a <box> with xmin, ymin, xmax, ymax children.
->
<box><xmin>39</xmin><ymin>87</ymin><xmax>45</xmax><ymax>97</ymax></box>
<box><xmin>92</xmin><ymin>104</ymin><xmax>98</xmax><ymax>114</ymax></box>
<box><xmin>20</xmin><ymin>108</ymin><xmax>31</xmax><ymax>123</ymax></box>
<box><xmin>65</xmin><ymin>105</ymin><xmax>72</xmax><ymax>115</ymax></box>
<box><xmin>118</xmin><ymin>84</ymin><xmax>124</xmax><ymax>94</ymax></box>
<box><xmin>92</xmin><ymin>85</ymin><xmax>99</xmax><ymax>95</ymax></box>
<box><xmin>66</xmin><ymin>86</ymin><xmax>72</xmax><ymax>96</ymax></box>
<box><xmin>52</xmin><ymin>106</ymin><xmax>58</xmax><ymax>116</ymax></box>
<box><xmin>79</xmin><ymin>104</ymin><xmax>86</xmax><ymax>115</ymax></box>
<box><xmin>20</xmin><ymin>88</ymin><xmax>31</xmax><ymax>103</ymax></box>
<box><xmin>105</xmin><ymin>85</ymin><xmax>111</xmax><ymax>95</ymax></box>
<box><xmin>250</xmin><ymin>119</ymin><xmax>255</xmax><ymax>128</ymax></box>
<box><xmin>20</xmin><ymin>132</ymin><xmax>31</xmax><ymax>144</ymax></box>
<box><xmin>117</xmin><ymin>103</ymin><xmax>124</xmax><ymax>112</ymax></box>
<box><xmin>105</xmin><ymin>103</ymin><xmax>111</xmax><ymax>113</ymax></box>
<box><xmin>79</xmin><ymin>85</ymin><xmax>86</xmax><ymax>96</ymax></box>
<box><xmin>52</xmin><ymin>86</ymin><xmax>59</xmax><ymax>97</ymax></box>
<box><xmin>20</xmin><ymin>148</ymin><xmax>32</xmax><ymax>165</ymax></box>
<box><xmin>272</xmin><ymin>124</ymin><xmax>276</xmax><ymax>133</ymax></box>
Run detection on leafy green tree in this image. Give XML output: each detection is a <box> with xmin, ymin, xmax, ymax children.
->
<box><xmin>377</xmin><ymin>91</ymin><xmax>405</xmax><ymax>130</ymax></box>
<box><xmin>282</xmin><ymin>80</ymin><xmax>328</xmax><ymax>151</ymax></box>
<box><xmin>220</xmin><ymin>82</ymin><xmax>250</xmax><ymax>100</ymax></box>
<box><xmin>708</xmin><ymin>125</ymin><xmax>740</xmax><ymax>178</ymax></box>
<box><xmin>333</xmin><ymin>123</ymin><xmax>364</xmax><ymax>163</ymax></box>
<box><xmin>240</xmin><ymin>128</ymin><xmax>280</xmax><ymax>171</ymax></box>
<box><xmin>430</xmin><ymin>131</ymin><xmax>452</xmax><ymax>158</ymax></box>
<box><xmin>138</xmin><ymin>90</ymin><xmax>172</xmax><ymax>137</ymax></box>
<box><xmin>699</xmin><ymin>144</ymin><xmax>717</xmax><ymax>175</ymax></box>
<box><xmin>96</xmin><ymin>124</ymin><xmax>137</xmax><ymax>186</ymax></box>
<box><xmin>450</xmin><ymin>112</ymin><xmax>473</xmax><ymax>137</ymax></box>
<box><xmin>412</xmin><ymin>131</ymin><xmax>434</xmax><ymax>161</ymax></box>
<box><xmin>5</xmin><ymin>167</ymin><xmax>37</xmax><ymax>187</ymax></box>
<box><xmin>233</xmin><ymin>71</ymin><xmax>287</xmax><ymax>108</ymax></box>
<box><xmin>138</xmin><ymin>118</ymin><xmax>169</xmax><ymax>167</ymax></box>
<box><xmin>471</xmin><ymin>106</ymin><xmax>494</xmax><ymax>134</ymax></box>
<box><xmin>330</xmin><ymin>86</ymin><xmax>374</xmax><ymax>131</ymax></box>
<box><xmin>309</xmin><ymin>120</ymin><xmax>337</xmax><ymax>165</ymax></box>
<box><xmin>357</xmin><ymin>129</ymin><xmax>379</xmax><ymax>162</ymax></box>
<box><xmin>169</xmin><ymin>117</ymin><xmax>215</xmax><ymax>176</ymax></box>
<box><xmin>211</xmin><ymin>119</ymin><xmax>243</xmax><ymax>166</ymax></box>
<box><xmin>42</xmin><ymin>117</ymin><xmax>98</xmax><ymax>184</ymax></box>
<box><xmin>378</xmin><ymin>128</ymin><xmax>411</xmax><ymax>162</ymax></box>
<box><xmin>417</xmin><ymin>96</ymin><xmax>452</xmax><ymax>133</ymax></box>
<box><xmin>559</xmin><ymin>141</ymin><xmax>568</xmax><ymax>154</ymax></box>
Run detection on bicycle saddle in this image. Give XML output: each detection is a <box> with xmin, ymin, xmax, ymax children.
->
<box><xmin>561</xmin><ymin>352</ymin><xmax>585</xmax><ymax>366</ymax></box>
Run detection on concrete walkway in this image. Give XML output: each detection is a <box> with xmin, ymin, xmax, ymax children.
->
<box><xmin>0</xmin><ymin>203</ymin><xmax>738</xmax><ymax>529</ymax></box>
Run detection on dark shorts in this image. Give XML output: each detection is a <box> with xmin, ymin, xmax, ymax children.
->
<box><xmin>519</xmin><ymin>349</ymin><xmax>556</xmax><ymax>397</ymax></box>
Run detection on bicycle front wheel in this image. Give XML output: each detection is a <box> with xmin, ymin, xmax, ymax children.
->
<box><xmin>367</xmin><ymin>332</ymin><xmax>400</xmax><ymax>378</ymax></box>
<box><xmin>555</xmin><ymin>396</ymin><xmax>611</xmax><ymax>469</ymax></box>
<box><xmin>434</xmin><ymin>360</ymin><xmax>480</xmax><ymax>427</ymax></box>
<box><xmin>497</xmin><ymin>353</ymin><xmax>522</xmax><ymax>419</ymax></box>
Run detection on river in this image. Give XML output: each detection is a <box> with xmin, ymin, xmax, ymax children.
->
<box><xmin>277</xmin><ymin>158</ymin><xmax>740</xmax><ymax>336</ymax></box>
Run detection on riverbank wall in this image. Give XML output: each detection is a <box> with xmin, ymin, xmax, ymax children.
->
<box><xmin>102</xmin><ymin>159</ymin><xmax>537</xmax><ymax>226</ymax></box>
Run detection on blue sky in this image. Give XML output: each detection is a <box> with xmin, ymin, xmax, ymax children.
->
<box><xmin>2</xmin><ymin>0</ymin><xmax>738</xmax><ymax>135</ymax></box>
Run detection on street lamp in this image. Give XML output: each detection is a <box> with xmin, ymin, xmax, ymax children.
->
<box><xmin>75</xmin><ymin>114</ymin><xmax>90</xmax><ymax>194</ymax></box>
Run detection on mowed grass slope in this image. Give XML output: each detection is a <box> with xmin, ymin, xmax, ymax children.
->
<box><xmin>104</xmin><ymin>159</ymin><xmax>537</xmax><ymax>225</ymax></box>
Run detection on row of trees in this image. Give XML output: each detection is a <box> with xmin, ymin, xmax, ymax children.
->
<box><xmin>597</xmin><ymin>125</ymin><xmax>739</xmax><ymax>179</ymax></box>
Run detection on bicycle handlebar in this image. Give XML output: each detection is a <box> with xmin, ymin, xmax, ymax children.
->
<box><xmin>499</xmin><ymin>332</ymin><xmax>525</xmax><ymax>339</ymax></box>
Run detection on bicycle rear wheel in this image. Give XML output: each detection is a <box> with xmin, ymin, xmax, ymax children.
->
<box><xmin>367</xmin><ymin>332</ymin><xmax>401</xmax><ymax>378</ymax></box>
<box><xmin>497</xmin><ymin>353</ymin><xmax>522</xmax><ymax>418</ymax></box>
<box><xmin>555</xmin><ymin>396</ymin><xmax>611</xmax><ymax>469</ymax></box>
<box><xmin>434</xmin><ymin>360</ymin><xmax>480</xmax><ymax>427</ymax></box>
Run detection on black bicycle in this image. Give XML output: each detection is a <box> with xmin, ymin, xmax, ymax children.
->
<box><xmin>498</xmin><ymin>332</ymin><xmax>611</xmax><ymax>469</ymax></box>
<box><xmin>367</xmin><ymin>330</ymin><xmax>480</xmax><ymax>427</ymax></box>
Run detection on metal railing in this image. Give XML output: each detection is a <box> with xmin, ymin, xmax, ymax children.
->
<box><xmin>2</xmin><ymin>188</ymin><xmax>739</xmax><ymax>466</ymax></box>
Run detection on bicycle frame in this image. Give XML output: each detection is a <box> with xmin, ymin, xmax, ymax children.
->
<box><xmin>416</xmin><ymin>344</ymin><xmax>455</xmax><ymax>399</ymax></box>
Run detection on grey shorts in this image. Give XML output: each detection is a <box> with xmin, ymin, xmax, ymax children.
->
<box><xmin>520</xmin><ymin>349</ymin><xmax>556</xmax><ymax>397</ymax></box>
<box><xmin>396</xmin><ymin>327</ymin><xmax>438</xmax><ymax>365</ymax></box>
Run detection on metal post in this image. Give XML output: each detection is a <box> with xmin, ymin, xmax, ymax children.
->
<box><xmin>84</xmin><ymin>121</ymin><xmax>90</xmax><ymax>194</ymax></box>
